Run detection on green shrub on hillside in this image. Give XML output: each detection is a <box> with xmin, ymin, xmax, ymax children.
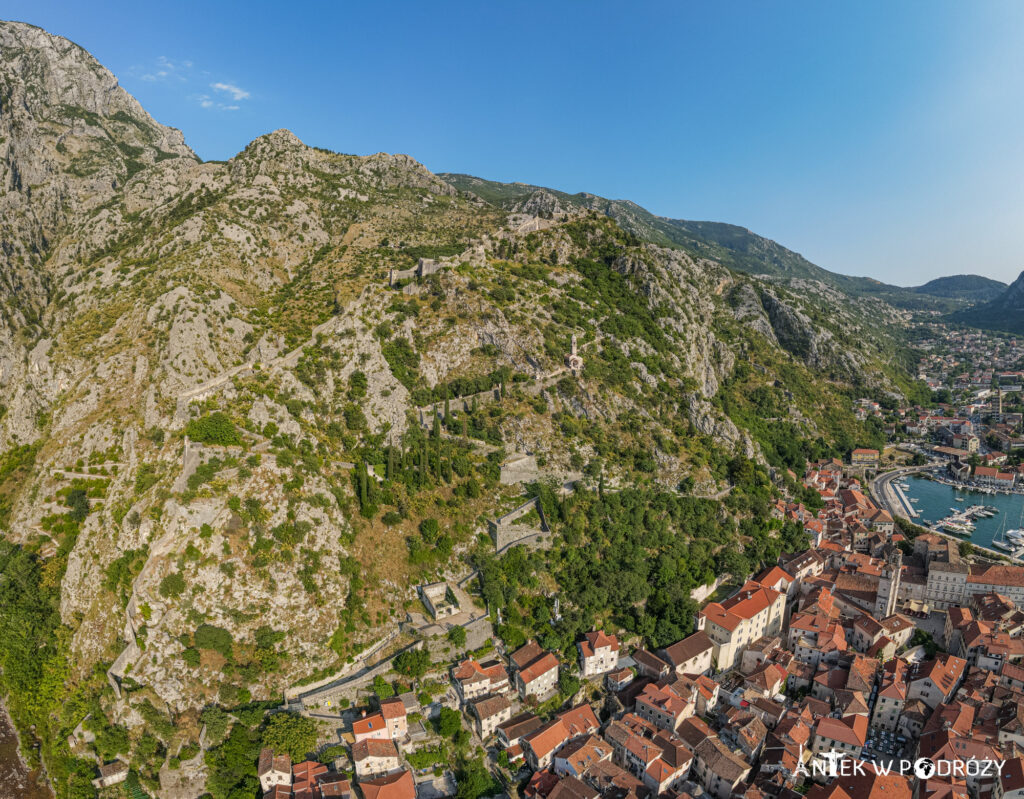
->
<box><xmin>185</xmin><ymin>412</ymin><xmax>242</xmax><ymax>446</ymax></box>
<box><xmin>194</xmin><ymin>624</ymin><xmax>234</xmax><ymax>659</ymax></box>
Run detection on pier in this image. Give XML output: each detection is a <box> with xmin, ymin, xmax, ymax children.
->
<box><xmin>891</xmin><ymin>480</ymin><xmax>918</xmax><ymax>518</ymax></box>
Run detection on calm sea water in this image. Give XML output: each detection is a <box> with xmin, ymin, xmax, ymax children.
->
<box><xmin>904</xmin><ymin>475</ymin><xmax>1024</xmax><ymax>550</ymax></box>
<box><xmin>0</xmin><ymin>705</ymin><xmax>52</xmax><ymax>799</ymax></box>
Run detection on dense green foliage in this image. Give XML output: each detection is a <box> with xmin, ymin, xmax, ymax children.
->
<box><xmin>260</xmin><ymin>712</ymin><xmax>318</xmax><ymax>761</ymax></box>
<box><xmin>477</xmin><ymin>486</ymin><xmax>808</xmax><ymax>652</ymax></box>
<box><xmin>194</xmin><ymin>624</ymin><xmax>234</xmax><ymax>658</ymax></box>
<box><xmin>0</xmin><ymin>542</ymin><xmax>96</xmax><ymax>798</ymax></box>
<box><xmin>393</xmin><ymin>647</ymin><xmax>431</xmax><ymax>679</ymax></box>
<box><xmin>185</xmin><ymin>412</ymin><xmax>242</xmax><ymax>446</ymax></box>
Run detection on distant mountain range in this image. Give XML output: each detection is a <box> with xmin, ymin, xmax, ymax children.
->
<box><xmin>950</xmin><ymin>270</ymin><xmax>1024</xmax><ymax>334</ymax></box>
<box><xmin>440</xmin><ymin>173</ymin><xmax>1005</xmax><ymax>311</ymax></box>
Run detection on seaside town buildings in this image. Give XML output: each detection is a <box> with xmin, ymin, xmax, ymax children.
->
<box><xmin>258</xmin><ymin>444</ymin><xmax>1024</xmax><ymax>799</ymax></box>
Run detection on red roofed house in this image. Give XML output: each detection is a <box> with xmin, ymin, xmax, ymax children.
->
<box><xmin>606</xmin><ymin>666</ymin><xmax>634</xmax><ymax>692</ymax></box>
<box><xmin>352</xmin><ymin>738</ymin><xmax>401</xmax><ymax>779</ymax></box>
<box><xmin>997</xmin><ymin>757</ymin><xmax>1024</xmax><ymax>799</ymax></box>
<box><xmin>512</xmin><ymin>642</ymin><xmax>560</xmax><ymax>702</ymax></box>
<box><xmin>523</xmin><ymin>719</ymin><xmax>570</xmax><ymax>771</ymax></box>
<box><xmin>378</xmin><ymin>698</ymin><xmax>408</xmax><ymax>739</ymax></box>
<box><xmin>974</xmin><ymin>465</ymin><xmax>1017</xmax><ymax>488</ymax></box>
<box><xmin>258</xmin><ymin>748</ymin><xmax>292</xmax><ymax>793</ymax></box>
<box><xmin>641</xmin><ymin>733</ymin><xmax>693</xmax><ymax>795</ymax></box>
<box><xmin>521</xmin><ymin>705</ymin><xmax>601</xmax><ymax>773</ymax></box>
<box><xmin>358</xmin><ymin>769</ymin><xmax>416</xmax><ymax>799</ymax></box>
<box><xmin>635</xmin><ymin>682</ymin><xmax>693</xmax><ymax>732</ymax></box>
<box><xmin>553</xmin><ymin>734</ymin><xmax>613</xmax><ymax>778</ymax></box>
<box><xmin>870</xmin><ymin>658</ymin><xmax>908</xmax><ymax>732</ymax></box>
<box><xmin>578</xmin><ymin>630</ymin><xmax>620</xmax><ymax>678</ymax></box>
<box><xmin>908</xmin><ymin>654</ymin><xmax>967</xmax><ymax>710</ymax></box>
<box><xmin>812</xmin><ymin>714</ymin><xmax>868</xmax><ymax>757</ymax></box>
<box><xmin>318</xmin><ymin>774</ymin><xmax>353</xmax><ymax>799</ymax></box>
<box><xmin>557</xmin><ymin>704</ymin><xmax>600</xmax><ymax>738</ymax></box>
<box><xmin>756</xmin><ymin>565</ymin><xmax>796</xmax><ymax>599</ymax></box>
<box><xmin>352</xmin><ymin>711</ymin><xmax>389</xmax><ymax>744</ymax></box>
<box><xmin>697</xmin><ymin>580</ymin><xmax>786</xmax><ymax>671</ymax></box>
<box><xmin>451</xmin><ymin>658</ymin><xmax>509</xmax><ymax>703</ymax></box>
<box><xmin>292</xmin><ymin>759</ymin><xmax>328</xmax><ymax>796</ymax></box>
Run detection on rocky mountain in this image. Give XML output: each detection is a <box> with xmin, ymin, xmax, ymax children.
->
<box><xmin>950</xmin><ymin>269</ymin><xmax>1024</xmax><ymax>334</ymax></box>
<box><xmin>0</xmin><ymin>20</ymin><xmax>925</xmax><ymax>799</ymax></box>
<box><xmin>912</xmin><ymin>274</ymin><xmax>1007</xmax><ymax>301</ymax></box>
<box><xmin>440</xmin><ymin>173</ymin><xmax>1009</xmax><ymax>314</ymax></box>
<box><xmin>439</xmin><ymin>173</ymin><xmax>848</xmax><ymax>281</ymax></box>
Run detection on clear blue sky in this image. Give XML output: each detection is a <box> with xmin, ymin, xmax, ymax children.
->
<box><xmin>10</xmin><ymin>1</ymin><xmax>1024</xmax><ymax>285</ymax></box>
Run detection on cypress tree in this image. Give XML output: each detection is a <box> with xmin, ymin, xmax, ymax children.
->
<box><xmin>386</xmin><ymin>445</ymin><xmax>397</xmax><ymax>481</ymax></box>
<box><xmin>421</xmin><ymin>438</ymin><xmax>429</xmax><ymax>486</ymax></box>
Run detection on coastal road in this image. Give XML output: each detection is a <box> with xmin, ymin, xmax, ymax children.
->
<box><xmin>870</xmin><ymin>463</ymin><xmax>938</xmax><ymax>520</ymax></box>
<box><xmin>871</xmin><ymin>461</ymin><xmax>1024</xmax><ymax>564</ymax></box>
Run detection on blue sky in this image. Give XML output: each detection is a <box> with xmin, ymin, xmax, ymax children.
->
<box><xmin>11</xmin><ymin>1</ymin><xmax>1024</xmax><ymax>285</ymax></box>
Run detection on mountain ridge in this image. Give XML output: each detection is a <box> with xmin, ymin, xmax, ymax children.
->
<box><xmin>950</xmin><ymin>269</ymin><xmax>1024</xmax><ymax>334</ymax></box>
<box><xmin>439</xmin><ymin>172</ymin><xmax>1004</xmax><ymax>310</ymax></box>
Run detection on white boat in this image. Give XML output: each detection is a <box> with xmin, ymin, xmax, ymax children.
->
<box><xmin>994</xmin><ymin>517</ymin><xmax>1013</xmax><ymax>553</ymax></box>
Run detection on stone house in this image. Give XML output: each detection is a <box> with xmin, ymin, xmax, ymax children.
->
<box><xmin>469</xmin><ymin>694</ymin><xmax>512</xmax><ymax>740</ymax></box>
<box><xmin>352</xmin><ymin>738</ymin><xmax>401</xmax><ymax>779</ymax></box>
<box><xmin>578</xmin><ymin>630</ymin><xmax>620</xmax><ymax>677</ymax></box>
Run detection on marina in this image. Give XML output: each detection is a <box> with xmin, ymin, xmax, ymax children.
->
<box><xmin>904</xmin><ymin>475</ymin><xmax>1024</xmax><ymax>555</ymax></box>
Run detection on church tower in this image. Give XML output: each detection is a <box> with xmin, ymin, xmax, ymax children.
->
<box><xmin>875</xmin><ymin>547</ymin><xmax>902</xmax><ymax>617</ymax></box>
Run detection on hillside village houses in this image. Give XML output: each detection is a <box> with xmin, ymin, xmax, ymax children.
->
<box><xmin>696</xmin><ymin>580</ymin><xmax>786</xmax><ymax>671</ymax></box>
<box><xmin>512</xmin><ymin>640</ymin><xmax>562</xmax><ymax>701</ymax></box>
<box><xmin>257</xmin><ymin>450</ymin><xmax>1024</xmax><ymax>799</ymax></box>
<box><xmin>578</xmin><ymin>630</ymin><xmax>621</xmax><ymax>677</ymax></box>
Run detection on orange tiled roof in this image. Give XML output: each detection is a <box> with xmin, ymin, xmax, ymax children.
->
<box><xmin>359</xmin><ymin>770</ymin><xmax>415</xmax><ymax>799</ymax></box>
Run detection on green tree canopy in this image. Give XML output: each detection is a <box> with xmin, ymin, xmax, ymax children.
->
<box><xmin>261</xmin><ymin>712</ymin><xmax>318</xmax><ymax>762</ymax></box>
<box><xmin>186</xmin><ymin>412</ymin><xmax>242</xmax><ymax>446</ymax></box>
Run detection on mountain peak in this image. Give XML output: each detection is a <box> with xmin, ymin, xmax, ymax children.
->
<box><xmin>0</xmin><ymin>19</ymin><xmax>193</xmax><ymax>158</ymax></box>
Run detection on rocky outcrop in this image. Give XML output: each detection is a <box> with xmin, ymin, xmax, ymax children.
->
<box><xmin>509</xmin><ymin>189</ymin><xmax>572</xmax><ymax>219</ymax></box>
